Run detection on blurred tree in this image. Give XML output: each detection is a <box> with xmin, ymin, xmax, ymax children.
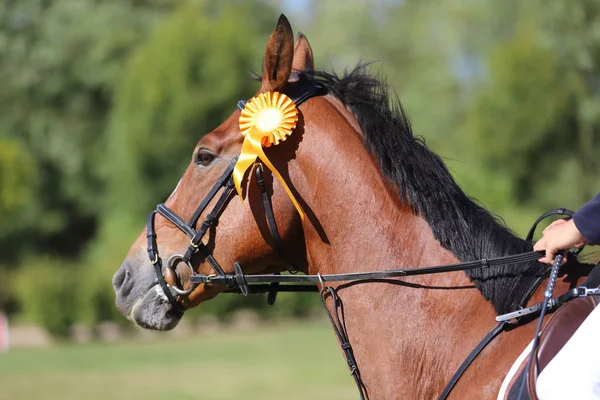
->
<box><xmin>301</xmin><ymin>0</ymin><xmax>600</xmax><ymax>236</ymax></box>
<box><xmin>7</xmin><ymin>0</ymin><xmax>278</xmax><ymax>332</ymax></box>
<box><xmin>6</xmin><ymin>0</ymin><xmax>600</xmax><ymax>332</ymax></box>
<box><xmin>85</xmin><ymin>0</ymin><xmax>277</xmax><ymax>329</ymax></box>
<box><xmin>296</xmin><ymin>1</ymin><xmax>463</xmax><ymax>157</ymax></box>
<box><xmin>461</xmin><ymin>0</ymin><xmax>600</xmax><ymax>231</ymax></box>
<box><xmin>14</xmin><ymin>258</ymin><xmax>80</xmax><ymax>336</ymax></box>
<box><xmin>537</xmin><ymin>0</ymin><xmax>600</xmax><ymax>203</ymax></box>
<box><xmin>0</xmin><ymin>0</ymin><xmax>176</xmax><ymax>317</ymax></box>
<box><xmin>104</xmin><ymin>0</ymin><xmax>274</xmax><ymax>220</ymax></box>
<box><xmin>0</xmin><ymin>0</ymin><xmax>175</xmax><ymax>263</ymax></box>
<box><xmin>0</xmin><ymin>138</ymin><xmax>35</xmax><ymax>225</ymax></box>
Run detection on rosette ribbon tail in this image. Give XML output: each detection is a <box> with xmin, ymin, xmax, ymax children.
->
<box><xmin>233</xmin><ymin>127</ymin><xmax>305</xmax><ymax>219</ymax></box>
<box><xmin>232</xmin><ymin>135</ymin><xmax>259</xmax><ymax>204</ymax></box>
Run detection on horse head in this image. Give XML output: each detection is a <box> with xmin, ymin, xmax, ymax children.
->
<box><xmin>114</xmin><ymin>15</ymin><xmax>329</xmax><ymax>330</ymax></box>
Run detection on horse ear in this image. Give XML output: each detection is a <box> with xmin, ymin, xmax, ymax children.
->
<box><xmin>262</xmin><ymin>14</ymin><xmax>294</xmax><ymax>92</ymax></box>
<box><xmin>292</xmin><ymin>32</ymin><xmax>314</xmax><ymax>74</ymax></box>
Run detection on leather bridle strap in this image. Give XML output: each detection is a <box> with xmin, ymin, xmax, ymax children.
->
<box><xmin>187</xmin><ymin>157</ymin><xmax>238</xmax><ymax>228</ymax></box>
<box><xmin>156</xmin><ymin>203</ymin><xmax>195</xmax><ymax>237</ymax></box>
<box><xmin>147</xmin><ymin>82</ymin><xmax>325</xmax><ymax>310</ymax></box>
<box><xmin>147</xmin><ymin>211</ymin><xmax>185</xmax><ymax>312</ymax></box>
<box><xmin>254</xmin><ymin>162</ymin><xmax>302</xmax><ymax>305</ymax></box>
<box><xmin>146</xmin><ymin>157</ymin><xmax>238</xmax><ymax>306</ymax></box>
<box><xmin>156</xmin><ymin>177</ymin><xmax>236</xmax><ymax>275</ymax></box>
<box><xmin>320</xmin><ymin>285</ymin><xmax>368</xmax><ymax>399</ymax></box>
<box><xmin>525</xmin><ymin>207</ymin><xmax>574</xmax><ymax>242</ymax></box>
<box><xmin>438</xmin><ymin>321</ymin><xmax>507</xmax><ymax>400</ymax></box>
<box><xmin>255</xmin><ymin>163</ymin><xmax>288</xmax><ymax>260</ymax></box>
<box><xmin>179</xmin><ymin>179</ymin><xmax>236</xmax><ymax>265</ymax></box>
<box><xmin>191</xmin><ymin>251</ymin><xmax>545</xmax><ymax>289</ymax></box>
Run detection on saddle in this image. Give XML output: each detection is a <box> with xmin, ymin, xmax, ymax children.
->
<box><xmin>502</xmin><ymin>293</ymin><xmax>599</xmax><ymax>400</ymax></box>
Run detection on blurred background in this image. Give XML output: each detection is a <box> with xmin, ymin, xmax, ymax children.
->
<box><xmin>1</xmin><ymin>0</ymin><xmax>599</xmax><ymax>398</ymax></box>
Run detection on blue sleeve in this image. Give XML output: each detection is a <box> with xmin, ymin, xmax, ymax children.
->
<box><xmin>573</xmin><ymin>193</ymin><xmax>600</xmax><ymax>245</ymax></box>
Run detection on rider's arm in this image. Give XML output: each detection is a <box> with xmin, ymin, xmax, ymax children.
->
<box><xmin>573</xmin><ymin>193</ymin><xmax>600</xmax><ymax>245</ymax></box>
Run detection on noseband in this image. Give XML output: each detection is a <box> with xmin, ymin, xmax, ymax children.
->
<box><xmin>146</xmin><ymin>81</ymin><xmax>324</xmax><ymax>312</ymax></box>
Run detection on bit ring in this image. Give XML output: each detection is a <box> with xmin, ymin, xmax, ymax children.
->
<box><xmin>164</xmin><ymin>254</ymin><xmax>196</xmax><ymax>296</ymax></box>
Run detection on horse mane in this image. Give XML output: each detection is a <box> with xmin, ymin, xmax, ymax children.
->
<box><xmin>307</xmin><ymin>64</ymin><xmax>549</xmax><ymax>314</ymax></box>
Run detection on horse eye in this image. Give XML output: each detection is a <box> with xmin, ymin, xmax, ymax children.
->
<box><xmin>195</xmin><ymin>150</ymin><xmax>215</xmax><ymax>166</ymax></box>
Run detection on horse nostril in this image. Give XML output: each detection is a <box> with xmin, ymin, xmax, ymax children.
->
<box><xmin>113</xmin><ymin>266</ymin><xmax>129</xmax><ymax>293</ymax></box>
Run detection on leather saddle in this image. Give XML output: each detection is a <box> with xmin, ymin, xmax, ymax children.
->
<box><xmin>502</xmin><ymin>294</ymin><xmax>598</xmax><ymax>400</ymax></box>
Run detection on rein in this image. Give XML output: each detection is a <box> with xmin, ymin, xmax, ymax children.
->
<box><xmin>146</xmin><ymin>81</ymin><xmax>593</xmax><ymax>399</ymax></box>
<box><xmin>190</xmin><ymin>251</ymin><xmax>545</xmax><ymax>289</ymax></box>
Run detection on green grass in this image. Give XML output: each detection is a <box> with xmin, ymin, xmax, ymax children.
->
<box><xmin>0</xmin><ymin>321</ymin><xmax>355</xmax><ymax>400</ymax></box>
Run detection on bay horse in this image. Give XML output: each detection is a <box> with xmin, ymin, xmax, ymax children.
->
<box><xmin>113</xmin><ymin>15</ymin><xmax>591</xmax><ymax>399</ymax></box>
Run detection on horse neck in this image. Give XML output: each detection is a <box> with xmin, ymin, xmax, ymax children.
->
<box><xmin>294</xmin><ymin>94</ymin><xmax>547</xmax><ymax>315</ymax></box>
<box><xmin>295</xmin><ymin>96</ymin><xmax>470</xmax><ymax>280</ymax></box>
<box><xmin>292</xmin><ymin>96</ymin><xmax>505</xmax><ymax>397</ymax></box>
<box><xmin>289</xmin><ymin>94</ymin><xmax>590</xmax><ymax>398</ymax></box>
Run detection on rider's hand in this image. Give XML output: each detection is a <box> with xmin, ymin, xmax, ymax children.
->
<box><xmin>533</xmin><ymin>218</ymin><xmax>588</xmax><ymax>264</ymax></box>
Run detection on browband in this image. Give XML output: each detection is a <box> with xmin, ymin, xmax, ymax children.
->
<box><xmin>237</xmin><ymin>82</ymin><xmax>324</xmax><ymax>111</ymax></box>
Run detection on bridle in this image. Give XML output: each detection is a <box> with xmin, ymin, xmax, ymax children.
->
<box><xmin>145</xmin><ymin>80</ymin><xmax>325</xmax><ymax>313</ymax></box>
<box><xmin>145</xmin><ymin>80</ymin><xmax>598</xmax><ymax>399</ymax></box>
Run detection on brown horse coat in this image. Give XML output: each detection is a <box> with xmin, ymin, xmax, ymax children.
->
<box><xmin>114</xmin><ymin>15</ymin><xmax>592</xmax><ymax>399</ymax></box>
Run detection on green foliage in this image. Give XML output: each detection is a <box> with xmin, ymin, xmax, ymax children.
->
<box><xmin>0</xmin><ymin>0</ymin><xmax>175</xmax><ymax>262</ymax></box>
<box><xmin>105</xmin><ymin>0</ymin><xmax>274</xmax><ymax>218</ymax></box>
<box><xmin>14</xmin><ymin>258</ymin><xmax>81</xmax><ymax>336</ymax></box>
<box><xmin>461</xmin><ymin>2</ymin><xmax>600</xmax><ymax>225</ymax></box>
<box><xmin>463</xmin><ymin>24</ymin><xmax>574</xmax><ymax>208</ymax></box>
<box><xmin>263</xmin><ymin>292</ymin><xmax>322</xmax><ymax>318</ymax></box>
<box><xmin>96</xmin><ymin>0</ymin><xmax>279</xmax><ymax>329</ymax></box>
<box><xmin>4</xmin><ymin>0</ymin><xmax>600</xmax><ymax>335</ymax></box>
<box><xmin>0</xmin><ymin>138</ymin><xmax>35</xmax><ymax>224</ymax></box>
<box><xmin>80</xmin><ymin>216</ymin><xmax>150</xmax><ymax>326</ymax></box>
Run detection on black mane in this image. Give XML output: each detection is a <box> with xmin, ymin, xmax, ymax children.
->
<box><xmin>309</xmin><ymin>65</ymin><xmax>547</xmax><ymax>314</ymax></box>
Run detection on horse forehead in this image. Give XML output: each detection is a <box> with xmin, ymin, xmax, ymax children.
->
<box><xmin>200</xmin><ymin>111</ymin><xmax>242</xmax><ymax>149</ymax></box>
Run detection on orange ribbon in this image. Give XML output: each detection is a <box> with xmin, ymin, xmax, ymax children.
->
<box><xmin>233</xmin><ymin>91</ymin><xmax>304</xmax><ymax>218</ymax></box>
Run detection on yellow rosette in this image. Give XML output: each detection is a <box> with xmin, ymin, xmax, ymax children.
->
<box><xmin>234</xmin><ymin>91</ymin><xmax>304</xmax><ymax>218</ymax></box>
